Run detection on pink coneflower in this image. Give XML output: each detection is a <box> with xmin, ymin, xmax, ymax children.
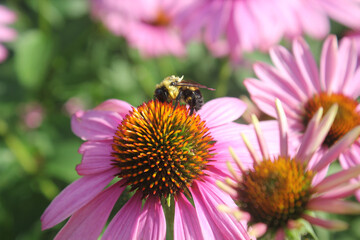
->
<box><xmin>280</xmin><ymin>0</ymin><xmax>360</xmax><ymax>39</ymax></box>
<box><xmin>41</xmin><ymin>96</ymin><xmax>258</xmax><ymax>239</ymax></box>
<box><xmin>345</xmin><ymin>31</ymin><xmax>360</xmax><ymax>67</ymax></box>
<box><xmin>218</xmin><ymin>100</ymin><xmax>360</xmax><ymax>239</ymax></box>
<box><xmin>0</xmin><ymin>5</ymin><xmax>17</xmax><ymax>63</ymax></box>
<box><xmin>91</xmin><ymin>0</ymin><xmax>191</xmax><ymax>57</ymax></box>
<box><xmin>245</xmin><ymin>35</ymin><xmax>360</xmax><ymax>199</ymax></box>
<box><xmin>177</xmin><ymin>0</ymin><xmax>284</xmax><ymax>60</ymax></box>
<box><xmin>177</xmin><ymin>0</ymin><xmax>360</xmax><ymax>60</ymax></box>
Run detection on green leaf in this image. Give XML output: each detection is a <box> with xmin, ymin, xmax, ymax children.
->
<box><xmin>15</xmin><ymin>30</ymin><xmax>53</xmax><ymax>89</ymax></box>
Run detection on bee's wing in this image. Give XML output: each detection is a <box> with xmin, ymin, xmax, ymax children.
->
<box><xmin>172</xmin><ymin>80</ymin><xmax>215</xmax><ymax>91</ymax></box>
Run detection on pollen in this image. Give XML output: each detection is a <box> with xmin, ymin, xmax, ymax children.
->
<box><xmin>236</xmin><ymin>157</ymin><xmax>313</xmax><ymax>230</ymax></box>
<box><xmin>302</xmin><ymin>93</ymin><xmax>360</xmax><ymax>147</ymax></box>
<box><xmin>112</xmin><ymin>100</ymin><xmax>215</xmax><ymax>199</ymax></box>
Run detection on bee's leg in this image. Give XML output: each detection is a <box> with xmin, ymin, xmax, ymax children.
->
<box><xmin>173</xmin><ymin>90</ymin><xmax>183</xmax><ymax>111</ymax></box>
<box><xmin>189</xmin><ymin>107</ymin><xmax>195</xmax><ymax>115</ymax></box>
<box><xmin>183</xmin><ymin>89</ymin><xmax>198</xmax><ymax>115</ymax></box>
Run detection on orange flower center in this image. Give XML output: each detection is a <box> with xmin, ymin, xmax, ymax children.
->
<box><xmin>146</xmin><ymin>9</ymin><xmax>171</xmax><ymax>27</ymax></box>
<box><xmin>237</xmin><ymin>157</ymin><xmax>313</xmax><ymax>230</ymax></box>
<box><xmin>112</xmin><ymin>100</ymin><xmax>215</xmax><ymax>199</ymax></box>
<box><xmin>302</xmin><ymin>93</ymin><xmax>360</xmax><ymax>147</ymax></box>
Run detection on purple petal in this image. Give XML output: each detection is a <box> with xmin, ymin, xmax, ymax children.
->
<box><xmin>94</xmin><ymin>99</ymin><xmax>133</xmax><ymax>118</ymax></box>
<box><xmin>134</xmin><ymin>196</ymin><xmax>166</xmax><ymax>240</ymax></box>
<box><xmin>244</xmin><ymin>78</ymin><xmax>302</xmax><ymax>122</ymax></box>
<box><xmin>333</xmin><ymin>37</ymin><xmax>357</xmax><ymax>93</ymax></box>
<box><xmin>0</xmin><ymin>6</ymin><xmax>17</xmax><ymax>24</ymax></box>
<box><xmin>41</xmin><ymin>168</ymin><xmax>118</xmax><ymax>230</ymax></box>
<box><xmin>343</xmin><ymin>67</ymin><xmax>360</xmax><ymax>98</ymax></box>
<box><xmin>320</xmin><ymin>35</ymin><xmax>338</xmax><ymax>92</ymax></box>
<box><xmin>292</xmin><ymin>37</ymin><xmax>321</xmax><ymax>93</ymax></box>
<box><xmin>269</xmin><ymin>46</ymin><xmax>308</xmax><ymax>101</ymax></box>
<box><xmin>174</xmin><ymin>193</ymin><xmax>204</xmax><ymax>240</ymax></box>
<box><xmin>190</xmin><ymin>179</ymin><xmax>250</xmax><ymax>239</ymax></box>
<box><xmin>55</xmin><ymin>182</ymin><xmax>125</xmax><ymax>240</ymax></box>
<box><xmin>76</xmin><ymin>140</ymin><xmax>114</xmax><ymax>175</ymax></box>
<box><xmin>71</xmin><ymin>109</ymin><xmax>122</xmax><ymax>141</ymax></box>
<box><xmin>254</xmin><ymin>62</ymin><xmax>304</xmax><ymax>104</ymax></box>
<box><xmin>102</xmin><ymin>192</ymin><xmax>143</xmax><ymax>240</ymax></box>
<box><xmin>198</xmin><ymin>97</ymin><xmax>246</xmax><ymax>128</ymax></box>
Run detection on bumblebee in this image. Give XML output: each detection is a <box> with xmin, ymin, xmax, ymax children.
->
<box><xmin>154</xmin><ymin>75</ymin><xmax>215</xmax><ymax>115</ymax></box>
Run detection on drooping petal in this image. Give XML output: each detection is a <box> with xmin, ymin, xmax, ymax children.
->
<box><xmin>41</xmin><ymin>168</ymin><xmax>118</xmax><ymax>230</ymax></box>
<box><xmin>134</xmin><ymin>196</ymin><xmax>166</xmax><ymax>240</ymax></box>
<box><xmin>174</xmin><ymin>193</ymin><xmax>204</xmax><ymax>240</ymax></box>
<box><xmin>307</xmin><ymin>198</ymin><xmax>360</xmax><ymax>214</ymax></box>
<box><xmin>190</xmin><ymin>179</ymin><xmax>250</xmax><ymax>240</ymax></box>
<box><xmin>102</xmin><ymin>192</ymin><xmax>143</xmax><ymax>240</ymax></box>
<box><xmin>302</xmin><ymin>214</ymin><xmax>348</xmax><ymax>230</ymax></box>
<box><xmin>313</xmin><ymin>164</ymin><xmax>360</xmax><ymax>194</ymax></box>
<box><xmin>198</xmin><ymin>97</ymin><xmax>246</xmax><ymax>128</ymax></box>
<box><xmin>54</xmin><ymin>181</ymin><xmax>126</xmax><ymax>240</ymax></box>
<box><xmin>76</xmin><ymin>140</ymin><xmax>114</xmax><ymax>175</ymax></box>
<box><xmin>313</xmin><ymin>126</ymin><xmax>360</xmax><ymax>172</ymax></box>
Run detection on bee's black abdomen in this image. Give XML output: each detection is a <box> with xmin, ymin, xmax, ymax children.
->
<box><xmin>154</xmin><ymin>86</ymin><xmax>169</xmax><ymax>102</ymax></box>
<box><xmin>183</xmin><ymin>89</ymin><xmax>204</xmax><ymax>115</ymax></box>
<box><xmin>193</xmin><ymin>89</ymin><xmax>204</xmax><ymax>111</ymax></box>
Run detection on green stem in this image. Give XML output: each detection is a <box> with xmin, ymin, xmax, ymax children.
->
<box><xmin>162</xmin><ymin>196</ymin><xmax>175</xmax><ymax>240</ymax></box>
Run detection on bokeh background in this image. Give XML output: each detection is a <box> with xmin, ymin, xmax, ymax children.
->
<box><xmin>0</xmin><ymin>0</ymin><xmax>359</xmax><ymax>239</ymax></box>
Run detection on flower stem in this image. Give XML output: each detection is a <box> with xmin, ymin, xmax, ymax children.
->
<box><xmin>162</xmin><ymin>196</ymin><xmax>175</xmax><ymax>240</ymax></box>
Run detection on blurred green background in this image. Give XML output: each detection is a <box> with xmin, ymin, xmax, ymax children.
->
<box><xmin>0</xmin><ymin>0</ymin><xmax>359</xmax><ymax>239</ymax></box>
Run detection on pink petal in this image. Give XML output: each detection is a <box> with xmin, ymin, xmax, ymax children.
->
<box><xmin>307</xmin><ymin>198</ymin><xmax>360</xmax><ymax>214</ymax></box>
<box><xmin>244</xmin><ymin>78</ymin><xmax>277</xmax><ymax>117</ymax></box>
<box><xmin>254</xmin><ymin>62</ymin><xmax>303</xmax><ymax>104</ymax></box>
<box><xmin>41</xmin><ymin>168</ymin><xmax>118</xmax><ymax>230</ymax></box>
<box><xmin>313</xmin><ymin>164</ymin><xmax>360</xmax><ymax>194</ymax></box>
<box><xmin>343</xmin><ymin>66</ymin><xmax>360</xmax><ymax>98</ymax></box>
<box><xmin>292</xmin><ymin>37</ymin><xmax>321</xmax><ymax>93</ymax></box>
<box><xmin>297</xmin><ymin>3</ymin><xmax>329</xmax><ymax>39</ymax></box>
<box><xmin>0</xmin><ymin>6</ymin><xmax>17</xmax><ymax>24</ymax></box>
<box><xmin>209</xmin><ymin>122</ymin><xmax>246</xmax><ymax>143</ymax></box>
<box><xmin>320</xmin><ymin>0</ymin><xmax>360</xmax><ymax>29</ymax></box>
<box><xmin>334</xmin><ymin>37</ymin><xmax>357</xmax><ymax>93</ymax></box>
<box><xmin>190</xmin><ymin>179</ymin><xmax>250</xmax><ymax>239</ymax></box>
<box><xmin>76</xmin><ymin>140</ymin><xmax>114</xmax><ymax>175</ymax></box>
<box><xmin>54</xmin><ymin>182</ymin><xmax>125</xmax><ymax>240</ymax></box>
<box><xmin>134</xmin><ymin>196</ymin><xmax>166</xmax><ymax>240</ymax></box>
<box><xmin>316</xmin><ymin>182</ymin><xmax>360</xmax><ymax>199</ymax></box>
<box><xmin>204</xmin><ymin>0</ymin><xmax>230</xmax><ymax>43</ymax></box>
<box><xmin>313</xmin><ymin>126</ymin><xmax>360</xmax><ymax>172</ymax></box>
<box><xmin>233</xmin><ymin>1</ymin><xmax>258</xmax><ymax>51</ymax></box>
<box><xmin>94</xmin><ymin>99</ymin><xmax>133</xmax><ymax>118</ymax></box>
<box><xmin>102</xmin><ymin>192</ymin><xmax>143</xmax><ymax>240</ymax></box>
<box><xmin>0</xmin><ymin>26</ymin><xmax>17</xmax><ymax>42</ymax></box>
<box><xmin>71</xmin><ymin>109</ymin><xmax>122</xmax><ymax>141</ymax></box>
<box><xmin>320</xmin><ymin>35</ymin><xmax>338</xmax><ymax>92</ymax></box>
<box><xmin>244</xmin><ymin>78</ymin><xmax>301</xmax><ymax>122</ymax></box>
<box><xmin>269</xmin><ymin>46</ymin><xmax>308</xmax><ymax>101</ymax></box>
<box><xmin>302</xmin><ymin>214</ymin><xmax>348</xmax><ymax>230</ymax></box>
<box><xmin>174</xmin><ymin>193</ymin><xmax>204</xmax><ymax>240</ymax></box>
<box><xmin>198</xmin><ymin>97</ymin><xmax>246</xmax><ymax>128</ymax></box>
